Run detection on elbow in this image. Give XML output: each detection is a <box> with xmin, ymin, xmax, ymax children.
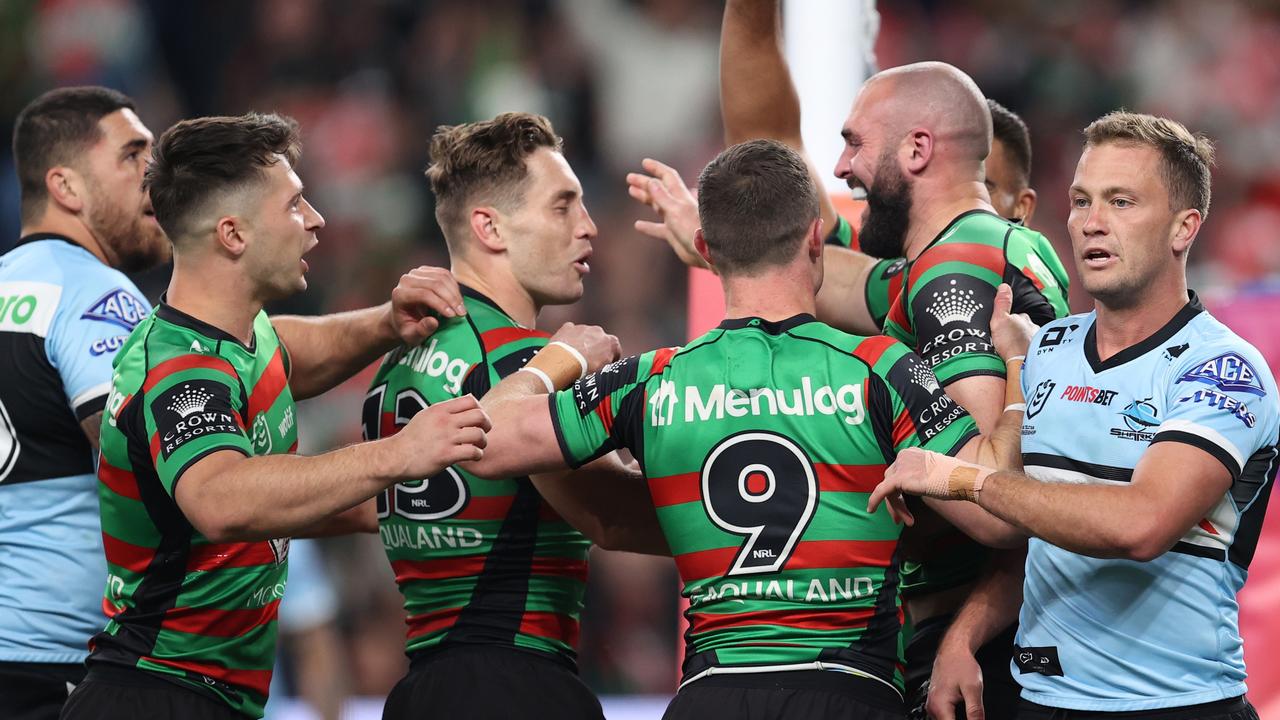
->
<box><xmin>188</xmin><ymin>512</ymin><xmax>254</xmax><ymax>544</ymax></box>
<box><xmin>1109</xmin><ymin>519</ymin><xmax>1174</xmax><ymax>562</ymax></box>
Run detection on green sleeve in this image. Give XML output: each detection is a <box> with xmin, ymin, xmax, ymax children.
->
<box><xmin>143</xmin><ymin>359</ymin><xmax>251</xmax><ymax>495</ymax></box>
<box><xmin>549</xmin><ymin>349</ymin><xmax>674</xmax><ymax>468</ymax></box>
<box><xmin>866</xmin><ymin>342</ymin><xmax>979</xmax><ymax>457</ymax></box>
<box><xmin>864</xmin><ymin>257</ymin><xmax>907</xmax><ymax>332</ymax></box>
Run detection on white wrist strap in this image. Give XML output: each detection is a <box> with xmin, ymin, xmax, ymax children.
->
<box><xmin>1004</xmin><ymin>403</ymin><xmax>1027</xmax><ymax>413</ymax></box>
<box><xmin>1006</xmin><ymin>355</ymin><xmax>1026</xmax><ymax>364</ymax></box>
<box><xmin>517</xmin><ymin>366</ymin><xmax>555</xmax><ymax>393</ymax></box>
<box><xmin>549</xmin><ymin>341</ymin><xmax>589</xmax><ymax>377</ymax></box>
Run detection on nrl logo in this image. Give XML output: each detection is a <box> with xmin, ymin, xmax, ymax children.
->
<box><xmin>1026</xmin><ymin>380</ymin><xmax>1055</xmax><ymax>418</ymax></box>
<box><xmin>252</xmin><ymin>413</ymin><xmax>273</xmax><ymax>454</ymax></box>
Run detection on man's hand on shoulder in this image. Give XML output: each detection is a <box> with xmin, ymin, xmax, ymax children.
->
<box><xmin>547</xmin><ymin>322</ymin><xmax>622</xmax><ymax>374</ymax></box>
<box><xmin>991</xmin><ymin>283</ymin><xmax>1038</xmax><ymax>362</ymax></box>
<box><xmin>387</xmin><ymin>266</ymin><xmax>467</xmax><ymax>346</ymax></box>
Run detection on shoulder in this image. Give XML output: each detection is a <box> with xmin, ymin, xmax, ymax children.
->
<box><xmin>917</xmin><ymin>211</ymin><xmax>1011</xmax><ymax>274</ymax></box>
<box><xmin>1170</xmin><ymin>313</ymin><xmax>1277</xmax><ymax>399</ymax></box>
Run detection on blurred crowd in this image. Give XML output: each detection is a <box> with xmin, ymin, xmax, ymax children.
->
<box><xmin>2</xmin><ymin>0</ymin><xmax>1279</xmax><ymax>714</ymax></box>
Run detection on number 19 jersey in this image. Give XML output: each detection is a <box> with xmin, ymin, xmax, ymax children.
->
<box><xmin>548</xmin><ymin>314</ymin><xmax>978</xmax><ymax>693</ymax></box>
<box><xmin>364</xmin><ymin>286</ymin><xmax>590</xmax><ymax>665</ymax></box>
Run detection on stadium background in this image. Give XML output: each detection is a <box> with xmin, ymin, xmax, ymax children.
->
<box><xmin>1</xmin><ymin>0</ymin><xmax>1278</xmax><ymax>717</ymax></box>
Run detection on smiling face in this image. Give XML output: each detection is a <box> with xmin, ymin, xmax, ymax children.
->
<box><xmin>1068</xmin><ymin>142</ymin><xmax>1189</xmax><ymax>309</ymax></box>
<box><xmin>81</xmin><ymin>108</ymin><xmax>170</xmax><ymax>272</ymax></box>
<box><xmin>241</xmin><ymin>156</ymin><xmax>325</xmax><ymax>300</ymax></box>
<box><xmin>500</xmin><ymin>148</ymin><xmax>597</xmax><ymax>307</ymax></box>
<box><xmin>834</xmin><ymin>83</ymin><xmax>914</xmax><ymax>259</ymax></box>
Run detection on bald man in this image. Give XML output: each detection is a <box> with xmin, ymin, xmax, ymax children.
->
<box><xmin>630</xmin><ymin>54</ymin><xmax>1070</xmax><ymax>719</ymax></box>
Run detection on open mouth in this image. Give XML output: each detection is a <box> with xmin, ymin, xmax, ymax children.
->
<box><xmin>572</xmin><ymin>249</ymin><xmax>592</xmax><ymax>275</ymax></box>
<box><xmin>1082</xmin><ymin>247</ymin><xmax>1116</xmax><ymax>269</ymax></box>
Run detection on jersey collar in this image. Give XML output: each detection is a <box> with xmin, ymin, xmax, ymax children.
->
<box><xmin>13</xmin><ymin>232</ymin><xmax>94</xmax><ymax>254</ymax></box>
<box><xmin>718</xmin><ymin>314</ymin><xmax>816</xmax><ymax>335</ymax></box>
<box><xmin>155</xmin><ymin>297</ymin><xmax>257</xmax><ymax>352</ymax></box>
<box><xmin>1083</xmin><ymin>290</ymin><xmax>1204</xmax><ymax>373</ymax></box>
<box><xmin>919</xmin><ymin>208</ymin><xmax>1003</xmax><ymax>255</ymax></box>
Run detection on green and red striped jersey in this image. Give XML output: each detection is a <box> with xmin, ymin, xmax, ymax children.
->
<box><xmin>92</xmin><ymin>303</ymin><xmax>297</xmax><ymax>719</ymax></box>
<box><xmin>881</xmin><ymin>210</ymin><xmax>1069</xmax><ymax>598</ymax></box>
<box><xmin>364</xmin><ymin>286</ymin><xmax>590</xmax><ymax>665</ymax></box>
<box><xmin>548</xmin><ymin>315</ymin><xmax>978</xmax><ymax>693</ymax></box>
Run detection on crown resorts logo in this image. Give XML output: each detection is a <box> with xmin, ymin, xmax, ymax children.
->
<box><xmin>927</xmin><ymin>280</ymin><xmax>984</xmax><ymax>325</ymax></box>
<box><xmin>167</xmin><ymin>384</ymin><xmax>214</xmax><ymax>418</ymax></box>
<box><xmin>908</xmin><ymin>361</ymin><xmax>942</xmax><ymax>394</ymax></box>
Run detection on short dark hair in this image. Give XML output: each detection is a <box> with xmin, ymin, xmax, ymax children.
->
<box><xmin>12</xmin><ymin>86</ymin><xmax>136</xmax><ymax>223</ymax></box>
<box><xmin>426</xmin><ymin>112</ymin><xmax>563</xmax><ymax>246</ymax></box>
<box><xmin>696</xmin><ymin>139</ymin><xmax>819</xmax><ymax>275</ymax></box>
<box><xmin>987</xmin><ymin>99</ymin><xmax>1032</xmax><ymax>186</ymax></box>
<box><xmin>146</xmin><ymin>112</ymin><xmax>301</xmax><ymax>243</ymax></box>
<box><xmin>1083</xmin><ymin>111</ymin><xmax>1215</xmax><ymax>217</ymax></box>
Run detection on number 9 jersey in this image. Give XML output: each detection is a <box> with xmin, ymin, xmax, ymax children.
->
<box><xmin>548</xmin><ymin>314</ymin><xmax>978</xmax><ymax>695</ymax></box>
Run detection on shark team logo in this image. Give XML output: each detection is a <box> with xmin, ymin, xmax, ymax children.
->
<box><xmin>251</xmin><ymin>412</ymin><xmax>273</xmax><ymax>454</ymax></box>
<box><xmin>152</xmin><ymin>380</ymin><xmax>241</xmax><ymax>460</ymax></box>
<box><xmin>82</xmin><ymin>288</ymin><xmax>148</xmax><ymax>331</ymax></box>
<box><xmin>926</xmin><ymin>279</ymin><xmax>984</xmax><ymax>326</ymax></box>
<box><xmin>1111</xmin><ymin>398</ymin><xmax>1160</xmax><ymax>441</ymax></box>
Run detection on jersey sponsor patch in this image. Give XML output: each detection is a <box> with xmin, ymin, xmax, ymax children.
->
<box><xmin>151</xmin><ymin>379</ymin><xmax>243</xmax><ymax>460</ymax></box>
<box><xmin>1178</xmin><ymin>352</ymin><xmax>1266</xmax><ymax>397</ymax></box>
<box><xmin>0</xmin><ymin>281</ymin><xmax>61</xmax><ymax>336</ymax></box>
<box><xmin>925</xmin><ymin>278</ymin><xmax>985</xmax><ymax>326</ymax></box>
<box><xmin>90</xmin><ymin>334</ymin><xmax>130</xmax><ymax>356</ymax></box>
<box><xmin>1178</xmin><ymin>389</ymin><xmax>1257</xmax><ymax>428</ymax></box>
<box><xmin>886</xmin><ymin>352</ymin><xmax>966</xmax><ymax>443</ymax></box>
<box><xmin>1059</xmin><ymin>384</ymin><xmax>1118</xmax><ymax>406</ymax></box>
<box><xmin>572</xmin><ymin>354</ymin><xmax>640</xmax><ymax>416</ymax></box>
<box><xmin>649</xmin><ymin>378</ymin><xmax>867</xmax><ymax>428</ymax></box>
<box><xmin>82</xmin><ymin>288</ymin><xmax>148</xmax><ymax>331</ymax></box>
<box><xmin>1035</xmin><ymin>324</ymin><xmax>1079</xmax><ymax>355</ymax></box>
<box><xmin>1013</xmin><ymin>645</ymin><xmax>1064</xmax><ymax>677</ymax></box>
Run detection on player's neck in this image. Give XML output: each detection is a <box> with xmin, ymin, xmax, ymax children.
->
<box><xmin>166</xmin><ymin>257</ymin><xmax>262</xmax><ymax>346</ymax></box>
<box><xmin>451</xmin><ymin>258</ymin><xmax>539</xmax><ymax>328</ymax></box>
<box><xmin>1093</xmin><ymin>273</ymin><xmax>1191</xmax><ymax>361</ymax></box>
<box><xmin>20</xmin><ymin>213</ymin><xmax>112</xmax><ymax>267</ymax></box>
<box><xmin>721</xmin><ymin>269</ymin><xmax>817</xmax><ymax>323</ymax></box>
<box><xmin>904</xmin><ymin>180</ymin><xmax>994</xmax><ymax>259</ymax></box>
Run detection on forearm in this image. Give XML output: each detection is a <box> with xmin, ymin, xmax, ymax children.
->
<box><xmin>184</xmin><ymin>445</ymin><xmax>395</xmax><ymax>542</ymax></box>
<box><xmin>274</xmin><ymin>305</ymin><xmax>398</xmax><ymax>400</ymax></box>
<box><xmin>295</xmin><ymin>499</ymin><xmax>378</xmax><ymax>538</ymax></box>
<box><xmin>814</xmin><ymin>245</ymin><xmax>879</xmax><ymax>334</ymax></box>
<box><xmin>722</xmin><ymin>0</ymin><xmax>798</xmax><ymax>143</ymax></box>
<box><xmin>939</xmin><ymin>546</ymin><xmax>1025</xmax><ymax>655</ymax></box>
<box><xmin>978</xmin><ymin>472</ymin><xmax>1155</xmax><ymax>559</ymax></box>
<box><xmin>533</xmin><ymin>458</ymin><xmax>670</xmax><ymax>556</ymax></box>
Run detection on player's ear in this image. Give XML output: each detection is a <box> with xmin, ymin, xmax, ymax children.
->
<box><xmin>694</xmin><ymin>228</ymin><xmax>714</xmax><ymax>268</ymax></box>
<box><xmin>1016</xmin><ymin>188</ymin><xmax>1038</xmax><ymax>224</ymax></box>
<box><xmin>45</xmin><ymin>165</ymin><xmax>86</xmax><ymax>214</ymax></box>
<box><xmin>1170</xmin><ymin>207</ymin><xmax>1201</xmax><ymax>258</ymax></box>
<box><xmin>470</xmin><ymin>207</ymin><xmax>505</xmax><ymax>253</ymax></box>
<box><xmin>904</xmin><ymin>128</ymin><xmax>934</xmax><ymax>175</ymax></box>
<box><xmin>807</xmin><ymin>217</ymin><xmax>824</xmax><ymax>260</ymax></box>
<box><xmin>214</xmin><ymin>215</ymin><xmax>247</xmax><ymax>257</ymax></box>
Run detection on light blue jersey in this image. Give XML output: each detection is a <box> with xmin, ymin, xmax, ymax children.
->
<box><xmin>0</xmin><ymin>235</ymin><xmax>151</xmax><ymax>664</ymax></box>
<box><xmin>1016</xmin><ymin>293</ymin><xmax>1279</xmax><ymax>711</ymax></box>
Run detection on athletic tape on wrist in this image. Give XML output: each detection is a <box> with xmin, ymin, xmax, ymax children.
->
<box><xmin>549</xmin><ymin>341</ymin><xmax>589</xmax><ymax>377</ymax></box>
<box><xmin>1004</xmin><ymin>403</ymin><xmax>1026</xmax><ymax>413</ymax></box>
<box><xmin>517</xmin><ymin>366</ymin><xmax>555</xmax><ymax>394</ymax></box>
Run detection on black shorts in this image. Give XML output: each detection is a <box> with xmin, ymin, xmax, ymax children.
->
<box><xmin>663</xmin><ymin>670</ymin><xmax>904</xmax><ymax>720</ymax></box>
<box><xmin>0</xmin><ymin>661</ymin><xmax>86</xmax><ymax>720</ymax></box>
<box><xmin>59</xmin><ymin>664</ymin><xmax>243</xmax><ymax>720</ymax></box>
<box><xmin>382</xmin><ymin>644</ymin><xmax>604</xmax><ymax>720</ymax></box>
<box><xmin>904</xmin><ymin>615</ymin><xmax>1021</xmax><ymax>720</ymax></box>
<box><xmin>1016</xmin><ymin>696</ymin><xmax>1258</xmax><ymax>720</ymax></box>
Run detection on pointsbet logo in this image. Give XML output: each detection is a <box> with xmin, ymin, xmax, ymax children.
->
<box><xmin>650</xmin><ymin>378</ymin><xmax>865</xmax><ymax>426</ymax></box>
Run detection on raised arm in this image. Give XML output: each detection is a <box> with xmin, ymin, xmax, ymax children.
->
<box><xmin>273</xmin><ymin>266</ymin><xmax>466</xmax><ymax>400</ymax></box>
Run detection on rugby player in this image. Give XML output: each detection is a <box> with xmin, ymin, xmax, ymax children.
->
<box><xmin>370</xmin><ymin>112</ymin><xmax>666</xmax><ymax>720</ymax></box>
<box><xmin>466</xmin><ymin>139</ymin><xmax>1029</xmax><ymax>720</ymax></box>
<box><xmin>0</xmin><ymin>86</ymin><xmax>168</xmax><ymax>720</ymax></box>
<box><xmin>629</xmin><ymin>9</ymin><xmax>1067</xmax><ymax>713</ymax></box>
<box><xmin>60</xmin><ymin>113</ymin><xmax>491</xmax><ymax>720</ymax></box>
<box><xmin>873</xmin><ymin>113</ymin><xmax>1276</xmax><ymax>720</ymax></box>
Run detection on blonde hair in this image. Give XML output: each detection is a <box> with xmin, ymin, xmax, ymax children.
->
<box><xmin>1083</xmin><ymin>111</ymin><xmax>1215</xmax><ymax>217</ymax></box>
